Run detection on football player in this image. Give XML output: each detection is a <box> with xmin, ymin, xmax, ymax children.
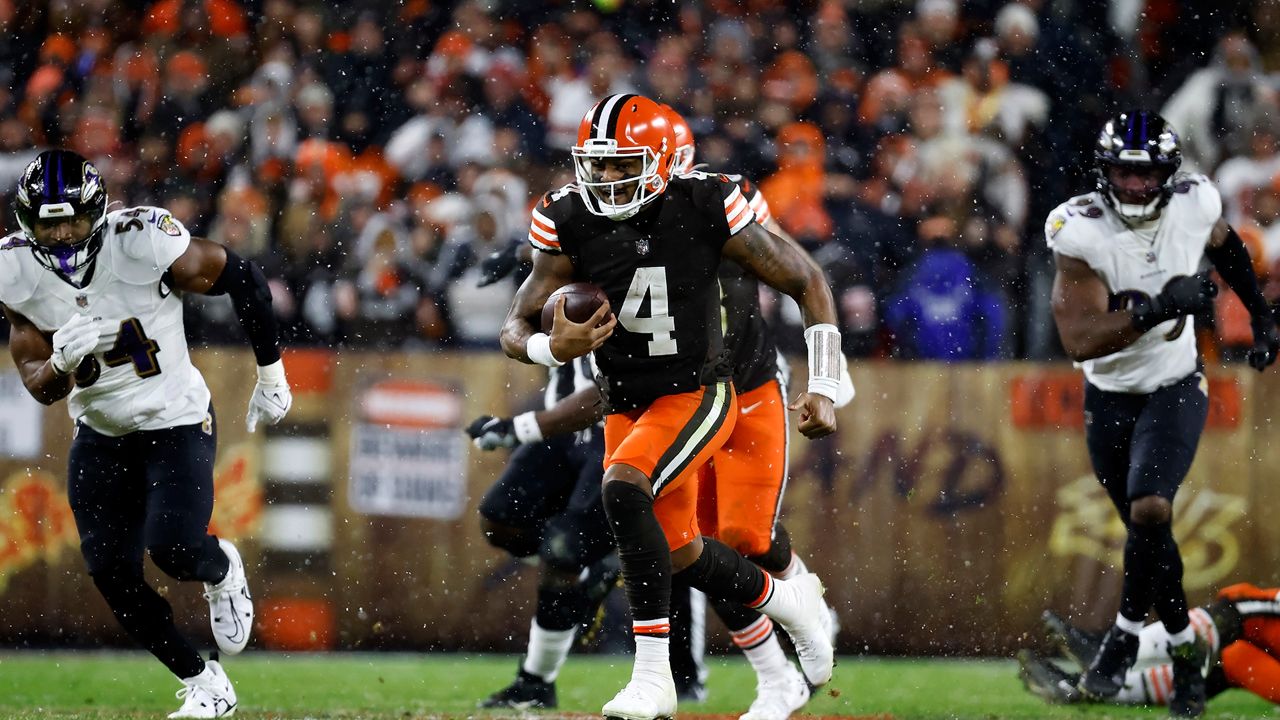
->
<box><xmin>1047</xmin><ymin>111</ymin><xmax>1279</xmax><ymax>718</ymax></box>
<box><xmin>664</xmin><ymin>104</ymin><xmax>848</xmax><ymax>720</ymax></box>
<box><xmin>467</xmin><ymin>354</ymin><xmax>618</xmax><ymax>710</ymax></box>
<box><xmin>500</xmin><ymin>93</ymin><xmax>839</xmax><ymax>720</ymax></box>
<box><xmin>0</xmin><ymin>150</ymin><xmax>292</xmax><ymax>718</ymax></box>
<box><xmin>1021</xmin><ymin>583</ymin><xmax>1280</xmax><ymax>708</ymax></box>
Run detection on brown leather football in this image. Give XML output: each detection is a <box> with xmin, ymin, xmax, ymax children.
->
<box><xmin>541</xmin><ymin>282</ymin><xmax>609</xmax><ymax>332</ymax></box>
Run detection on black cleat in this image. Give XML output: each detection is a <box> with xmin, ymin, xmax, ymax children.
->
<box><xmin>1078</xmin><ymin>625</ymin><xmax>1139</xmax><ymax>699</ymax></box>
<box><xmin>674</xmin><ymin>679</ymin><xmax>707</xmax><ymax>703</ymax></box>
<box><xmin>1168</xmin><ymin>638</ymin><xmax>1207</xmax><ymax>718</ymax></box>
<box><xmin>1041</xmin><ymin>610</ymin><xmax>1103</xmax><ymax>667</ymax></box>
<box><xmin>1017</xmin><ymin>649</ymin><xmax>1084</xmax><ymax>704</ymax></box>
<box><xmin>478</xmin><ymin>668</ymin><xmax>557</xmax><ymax>709</ymax></box>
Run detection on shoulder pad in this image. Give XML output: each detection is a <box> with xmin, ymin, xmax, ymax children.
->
<box><xmin>106</xmin><ymin>206</ymin><xmax>192</xmax><ymax>282</ymax></box>
<box><xmin>540</xmin><ymin>183</ymin><xmax>578</xmax><ymax>208</ymax></box>
<box><xmin>0</xmin><ymin>232</ymin><xmax>39</xmax><ymax>304</ymax></box>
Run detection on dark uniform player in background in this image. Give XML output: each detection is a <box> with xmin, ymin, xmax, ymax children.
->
<box><xmin>0</xmin><ymin>150</ymin><xmax>292</xmax><ymax>718</ymax></box>
<box><xmin>501</xmin><ymin>93</ymin><xmax>839</xmax><ymax>720</ymax></box>
<box><xmin>1047</xmin><ymin>111</ymin><xmax>1279</xmax><ymax>718</ymax></box>
<box><xmin>468</xmin><ymin>354</ymin><xmax>619</xmax><ymax>709</ymax></box>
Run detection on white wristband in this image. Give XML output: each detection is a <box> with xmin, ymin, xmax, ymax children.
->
<box><xmin>526</xmin><ymin>333</ymin><xmax>565</xmax><ymax>368</ymax></box>
<box><xmin>804</xmin><ymin>323</ymin><xmax>842</xmax><ymax>403</ymax></box>
<box><xmin>513</xmin><ymin>411</ymin><xmax>544</xmax><ymax>444</ymax></box>
<box><xmin>257</xmin><ymin>358</ymin><xmax>287</xmax><ymax>384</ymax></box>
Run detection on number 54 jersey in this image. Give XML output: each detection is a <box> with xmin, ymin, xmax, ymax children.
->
<box><xmin>529</xmin><ymin>174</ymin><xmax>756</xmax><ymax>412</ymax></box>
<box><xmin>0</xmin><ymin>207</ymin><xmax>211</xmax><ymax>436</ymax></box>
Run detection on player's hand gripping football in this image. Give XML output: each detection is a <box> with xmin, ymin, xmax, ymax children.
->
<box><xmin>246</xmin><ymin>359</ymin><xmax>292</xmax><ymax>432</ymax></box>
<box><xmin>789</xmin><ymin>392</ymin><xmax>837</xmax><ymax>439</ymax></box>
<box><xmin>1248</xmin><ymin>313</ymin><xmax>1280</xmax><ymax>371</ymax></box>
<box><xmin>547</xmin><ymin>296</ymin><xmax>615</xmax><ymax>361</ymax></box>
<box><xmin>50</xmin><ymin>313</ymin><xmax>102</xmax><ymax>375</ymax></box>
<box><xmin>466</xmin><ymin>415</ymin><xmax>519</xmax><ymax>450</ymax></box>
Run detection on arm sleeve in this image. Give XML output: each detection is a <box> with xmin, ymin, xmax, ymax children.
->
<box><xmin>1206</xmin><ymin>225</ymin><xmax>1269</xmax><ymax>319</ymax></box>
<box><xmin>207</xmin><ymin>248</ymin><xmax>282</xmax><ymax>366</ymax></box>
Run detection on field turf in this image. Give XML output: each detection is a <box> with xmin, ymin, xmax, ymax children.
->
<box><xmin>0</xmin><ymin>652</ymin><xmax>1271</xmax><ymax>719</ymax></box>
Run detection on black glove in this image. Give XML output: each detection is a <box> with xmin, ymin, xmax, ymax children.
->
<box><xmin>1131</xmin><ymin>273</ymin><xmax>1218</xmax><ymax>332</ymax></box>
<box><xmin>1248</xmin><ymin>314</ymin><xmax>1280</xmax><ymax>371</ymax></box>
<box><xmin>465</xmin><ymin>415</ymin><xmax>518</xmax><ymax>450</ymax></box>
<box><xmin>477</xmin><ymin>243</ymin><xmax>520</xmax><ymax>288</ymax></box>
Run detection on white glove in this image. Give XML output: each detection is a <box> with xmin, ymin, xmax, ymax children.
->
<box><xmin>245</xmin><ymin>359</ymin><xmax>292</xmax><ymax>432</ymax></box>
<box><xmin>50</xmin><ymin>313</ymin><xmax>102</xmax><ymax>375</ymax></box>
<box><xmin>834</xmin><ymin>354</ymin><xmax>856</xmax><ymax>409</ymax></box>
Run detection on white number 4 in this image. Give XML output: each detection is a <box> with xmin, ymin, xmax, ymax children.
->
<box><xmin>620</xmin><ymin>267</ymin><xmax>677</xmax><ymax>356</ymax></box>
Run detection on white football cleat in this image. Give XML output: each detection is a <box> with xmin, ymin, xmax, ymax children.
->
<box><xmin>602</xmin><ymin>671</ymin><xmax>677</xmax><ymax>720</ymax></box>
<box><xmin>169</xmin><ymin>660</ymin><xmax>237</xmax><ymax>718</ymax></box>
<box><xmin>203</xmin><ymin>539</ymin><xmax>253</xmax><ymax>655</ymax></box>
<box><xmin>740</xmin><ymin>662</ymin><xmax>811</xmax><ymax>720</ymax></box>
<box><xmin>818</xmin><ymin>600</ymin><xmax>840</xmax><ymax>646</ymax></box>
<box><xmin>771</xmin><ymin>574</ymin><xmax>834</xmax><ymax>687</ymax></box>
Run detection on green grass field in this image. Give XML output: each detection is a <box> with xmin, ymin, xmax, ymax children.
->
<box><xmin>0</xmin><ymin>652</ymin><xmax>1271</xmax><ymax>719</ymax></box>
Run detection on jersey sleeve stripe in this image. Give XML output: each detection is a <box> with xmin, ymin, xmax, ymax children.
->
<box><xmin>726</xmin><ymin>197</ymin><xmax>755</xmax><ymax>234</ymax></box>
<box><xmin>528</xmin><ymin>233</ymin><xmax>561</xmax><ymax>251</ymax></box>
<box><xmin>722</xmin><ymin>185</ymin><xmax>744</xmax><ymax>208</ymax></box>
<box><xmin>747</xmin><ymin>190</ymin><xmax>774</xmax><ymax>225</ymax></box>
<box><xmin>529</xmin><ymin>207</ymin><xmax>560</xmax><ymax>250</ymax></box>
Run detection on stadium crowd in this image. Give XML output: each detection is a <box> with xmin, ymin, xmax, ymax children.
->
<box><xmin>0</xmin><ymin>0</ymin><xmax>1269</xmax><ymax>359</ymax></box>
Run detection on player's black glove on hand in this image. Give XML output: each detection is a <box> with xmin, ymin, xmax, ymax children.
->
<box><xmin>477</xmin><ymin>242</ymin><xmax>520</xmax><ymax>288</ymax></box>
<box><xmin>1248</xmin><ymin>314</ymin><xmax>1280</xmax><ymax>371</ymax></box>
<box><xmin>1131</xmin><ymin>273</ymin><xmax>1218</xmax><ymax>332</ymax></box>
<box><xmin>465</xmin><ymin>415</ymin><xmax>518</xmax><ymax>450</ymax></box>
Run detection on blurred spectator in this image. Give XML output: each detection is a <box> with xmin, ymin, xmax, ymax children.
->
<box><xmin>1162</xmin><ymin>33</ymin><xmax>1278</xmax><ymax>174</ymax></box>
<box><xmin>759</xmin><ymin>122</ymin><xmax>834</xmax><ymax>245</ymax></box>
<box><xmin>885</xmin><ymin>216</ymin><xmax>1009</xmax><ymax>360</ymax></box>
<box><xmin>1215</xmin><ymin>113</ymin><xmax>1280</xmax><ymax>225</ymax></box>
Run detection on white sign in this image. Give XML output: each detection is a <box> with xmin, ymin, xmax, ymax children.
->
<box><xmin>348</xmin><ymin>380</ymin><xmax>467</xmax><ymax>519</ymax></box>
<box><xmin>0</xmin><ymin>371</ymin><xmax>43</xmax><ymax>458</ymax></box>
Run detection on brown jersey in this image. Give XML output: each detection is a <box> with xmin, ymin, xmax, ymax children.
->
<box><xmin>528</xmin><ymin>174</ymin><xmax>755</xmax><ymax>411</ymax></box>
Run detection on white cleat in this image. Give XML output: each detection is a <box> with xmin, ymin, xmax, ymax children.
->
<box><xmin>602</xmin><ymin>672</ymin><xmax>677</xmax><ymax>720</ymax></box>
<box><xmin>169</xmin><ymin>660</ymin><xmax>237</xmax><ymax>718</ymax></box>
<box><xmin>740</xmin><ymin>663</ymin><xmax>811</xmax><ymax>720</ymax></box>
<box><xmin>772</xmin><ymin>574</ymin><xmax>835</xmax><ymax>687</ymax></box>
<box><xmin>203</xmin><ymin>539</ymin><xmax>253</xmax><ymax>655</ymax></box>
<box><xmin>818</xmin><ymin>601</ymin><xmax>840</xmax><ymax>646</ymax></box>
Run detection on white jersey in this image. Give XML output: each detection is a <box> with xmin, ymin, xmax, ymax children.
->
<box><xmin>0</xmin><ymin>207</ymin><xmax>211</xmax><ymax>436</ymax></box>
<box><xmin>1045</xmin><ymin>174</ymin><xmax>1222</xmax><ymax>393</ymax></box>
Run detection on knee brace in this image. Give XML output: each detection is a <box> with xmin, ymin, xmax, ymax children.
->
<box><xmin>479</xmin><ymin>516</ymin><xmax>543</xmax><ymax>558</ymax></box>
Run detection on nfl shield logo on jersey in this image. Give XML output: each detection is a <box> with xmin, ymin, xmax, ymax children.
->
<box><xmin>76</xmin><ymin>294</ymin><xmax>88</xmax><ymax>308</ymax></box>
<box><xmin>635</xmin><ymin>237</ymin><xmax>650</xmax><ymax>256</ymax></box>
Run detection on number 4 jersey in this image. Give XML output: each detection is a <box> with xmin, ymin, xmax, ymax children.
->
<box><xmin>0</xmin><ymin>207</ymin><xmax>211</xmax><ymax>436</ymax></box>
<box><xmin>529</xmin><ymin>174</ymin><xmax>755</xmax><ymax>412</ymax></box>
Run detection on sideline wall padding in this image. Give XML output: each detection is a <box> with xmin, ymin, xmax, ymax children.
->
<box><xmin>0</xmin><ymin>351</ymin><xmax>1274</xmax><ymax>655</ymax></box>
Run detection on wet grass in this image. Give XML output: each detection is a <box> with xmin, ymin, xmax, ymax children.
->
<box><xmin>0</xmin><ymin>651</ymin><xmax>1270</xmax><ymax>719</ymax></box>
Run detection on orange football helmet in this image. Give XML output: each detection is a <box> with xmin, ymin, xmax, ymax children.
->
<box><xmin>572</xmin><ymin>94</ymin><xmax>676</xmax><ymax>220</ymax></box>
<box><xmin>663</xmin><ymin>104</ymin><xmax>696</xmax><ymax>175</ymax></box>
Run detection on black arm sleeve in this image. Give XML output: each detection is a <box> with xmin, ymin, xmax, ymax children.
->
<box><xmin>1206</xmin><ymin>225</ymin><xmax>1269</xmax><ymax>319</ymax></box>
<box><xmin>207</xmin><ymin>248</ymin><xmax>281</xmax><ymax>366</ymax></box>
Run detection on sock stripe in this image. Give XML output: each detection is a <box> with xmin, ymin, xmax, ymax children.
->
<box><xmin>747</xmin><ymin>573</ymin><xmax>774</xmax><ymax>609</ymax></box>
<box><xmin>633</xmin><ymin>618</ymin><xmax>671</xmax><ymax>636</ymax></box>
<box><xmin>731</xmin><ymin>616</ymin><xmax>774</xmax><ymax>649</ymax></box>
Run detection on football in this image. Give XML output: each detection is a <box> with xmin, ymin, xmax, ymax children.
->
<box><xmin>541</xmin><ymin>282</ymin><xmax>610</xmax><ymax>332</ymax></box>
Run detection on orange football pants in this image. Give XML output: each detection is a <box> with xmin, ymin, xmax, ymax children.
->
<box><xmin>696</xmin><ymin>379</ymin><xmax>788</xmax><ymax>557</ymax></box>
<box><xmin>1218</xmin><ymin>583</ymin><xmax>1280</xmax><ymax>703</ymax></box>
<box><xmin>604</xmin><ymin>382</ymin><xmax>737</xmax><ymax>552</ymax></box>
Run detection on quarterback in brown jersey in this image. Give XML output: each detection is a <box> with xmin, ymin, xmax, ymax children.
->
<box><xmin>501</xmin><ymin>93</ymin><xmax>842</xmax><ymax>720</ymax></box>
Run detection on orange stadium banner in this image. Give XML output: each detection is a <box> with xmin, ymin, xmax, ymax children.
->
<box><xmin>0</xmin><ymin>351</ymin><xmax>1276</xmax><ymax>656</ymax></box>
